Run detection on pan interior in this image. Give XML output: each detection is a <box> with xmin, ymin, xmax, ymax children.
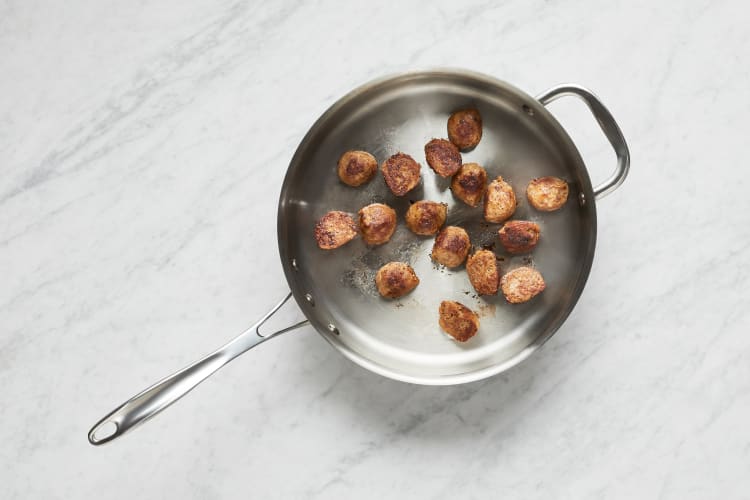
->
<box><xmin>278</xmin><ymin>71</ymin><xmax>596</xmax><ymax>384</ymax></box>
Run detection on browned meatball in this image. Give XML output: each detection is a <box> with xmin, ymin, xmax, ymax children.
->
<box><xmin>337</xmin><ymin>150</ymin><xmax>378</xmax><ymax>187</ymax></box>
<box><xmin>439</xmin><ymin>301</ymin><xmax>479</xmax><ymax>342</ymax></box>
<box><xmin>381</xmin><ymin>153</ymin><xmax>421</xmax><ymax>196</ymax></box>
<box><xmin>447</xmin><ymin>108</ymin><xmax>482</xmax><ymax>150</ymax></box>
<box><xmin>358</xmin><ymin>203</ymin><xmax>397</xmax><ymax>245</ymax></box>
<box><xmin>526</xmin><ymin>176</ymin><xmax>569</xmax><ymax>211</ymax></box>
<box><xmin>466</xmin><ymin>250</ymin><xmax>500</xmax><ymax>295</ymax></box>
<box><xmin>424</xmin><ymin>138</ymin><xmax>462</xmax><ymax>177</ymax></box>
<box><xmin>405</xmin><ymin>200</ymin><xmax>448</xmax><ymax>236</ymax></box>
<box><xmin>451</xmin><ymin>163</ymin><xmax>487</xmax><ymax>207</ymax></box>
<box><xmin>501</xmin><ymin>267</ymin><xmax>546</xmax><ymax>304</ymax></box>
<box><xmin>314</xmin><ymin>211</ymin><xmax>358</xmax><ymax>250</ymax></box>
<box><xmin>484</xmin><ymin>176</ymin><xmax>516</xmax><ymax>223</ymax></box>
<box><xmin>375</xmin><ymin>262</ymin><xmax>420</xmax><ymax>298</ymax></box>
<box><xmin>498</xmin><ymin>221</ymin><xmax>541</xmax><ymax>254</ymax></box>
<box><xmin>431</xmin><ymin>226</ymin><xmax>470</xmax><ymax>268</ymax></box>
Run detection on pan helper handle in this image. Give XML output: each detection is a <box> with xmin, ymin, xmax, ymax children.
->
<box><xmin>87</xmin><ymin>292</ymin><xmax>308</xmax><ymax>445</ymax></box>
<box><xmin>536</xmin><ymin>84</ymin><xmax>630</xmax><ymax>200</ymax></box>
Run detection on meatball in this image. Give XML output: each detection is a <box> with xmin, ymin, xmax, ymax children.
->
<box><xmin>358</xmin><ymin>203</ymin><xmax>397</xmax><ymax>245</ymax></box>
<box><xmin>375</xmin><ymin>262</ymin><xmax>420</xmax><ymax>298</ymax></box>
<box><xmin>466</xmin><ymin>250</ymin><xmax>500</xmax><ymax>295</ymax></box>
<box><xmin>381</xmin><ymin>153</ymin><xmax>421</xmax><ymax>196</ymax></box>
<box><xmin>498</xmin><ymin>220</ymin><xmax>541</xmax><ymax>254</ymax></box>
<box><xmin>405</xmin><ymin>200</ymin><xmax>448</xmax><ymax>236</ymax></box>
<box><xmin>438</xmin><ymin>301</ymin><xmax>479</xmax><ymax>342</ymax></box>
<box><xmin>314</xmin><ymin>211</ymin><xmax>358</xmax><ymax>250</ymax></box>
<box><xmin>484</xmin><ymin>176</ymin><xmax>516</xmax><ymax>223</ymax></box>
<box><xmin>451</xmin><ymin>162</ymin><xmax>487</xmax><ymax>207</ymax></box>
<box><xmin>501</xmin><ymin>267</ymin><xmax>546</xmax><ymax>304</ymax></box>
<box><xmin>424</xmin><ymin>138</ymin><xmax>462</xmax><ymax>178</ymax></box>
<box><xmin>526</xmin><ymin>176</ymin><xmax>569</xmax><ymax>211</ymax></box>
<box><xmin>337</xmin><ymin>150</ymin><xmax>378</xmax><ymax>187</ymax></box>
<box><xmin>431</xmin><ymin>226</ymin><xmax>470</xmax><ymax>268</ymax></box>
<box><xmin>447</xmin><ymin>108</ymin><xmax>482</xmax><ymax>150</ymax></box>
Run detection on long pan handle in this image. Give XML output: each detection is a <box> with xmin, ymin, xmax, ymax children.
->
<box><xmin>87</xmin><ymin>293</ymin><xmax>308</xmax><ymax>445</ymax></box>
<box><xmin>537</xmin><ymin>84</ymin><xmax>630</xmax><ymax>200</ymax></box>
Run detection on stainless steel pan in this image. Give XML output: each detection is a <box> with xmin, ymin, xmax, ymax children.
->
<box><xmin>89</xmin><ymin>69</ymin><xmax>629</xmax><ymax>445</ymax></box>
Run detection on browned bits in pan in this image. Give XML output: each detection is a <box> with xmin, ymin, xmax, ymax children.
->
<box><xmin>451</xmin><ymin>162</ymin><xmax>487</xmax><ymax>207</ymax></box>
<box><xmin>501</xmin><ymin>266</ymin><xmax>546</xmax><ymax>304</ymax></box>
<box><xmin>314</xmin><ymin>211</ymin><xmax>358</xmax><ymax>250</ymax></box>
<box><xmin>439</xmin><ymin>301</ymin><xmax>479</xmax><ymax>342</ymax></box>
<box><xmin>381</xmin><ymin>153</ymin><xmax>421</xmax><ymax>196</ymax></box>
<box><xmin>484</xmin><ymin>176</ymin><xmax>517</xmax><ymax>223</ymax></box>
<box><xmin>358</xmin><ymin>203</ymin><xmax>397</xmax><ymax>245</ymax></box>
<box><xmin>526</xmin><ymin>176</ymin><xmax>569</xmax><ymax>211</ymax></box>
<box><xmin>405</xmin><ymin>200</ymin><xmax>448</xmax><ymax>236</ymax></box>
<box><xmin>424</xmin><ymin>138</ymin><xmax>462</xmax><ymax>177</ymax></box>
<box><xmin>431</xmin><ymin>226</ymin><xmax>470</xmax><ymax>268</ymax></box>
<box><xmin>466</xmin><ymin>250</ymin><xmax>500</xmax><ymax>295</ymax></box>
<box><xmin>337</xmin><ymin>150</ymin><xmax>378</xmax><ymax>187</ymax></box>
<box><xmin>498</xmin><ymin>220</ymin><xmax>541</xmax><ymax>254</ymax></box>
<box><xmin>447</xmin><ymin>108</ymin><xmax>482</xmax><ymax>150</ymax></box>
<box><xmin>375</xmin><ymin>262</ymin><xmax>420</xmax><ymax>298</ymax></box>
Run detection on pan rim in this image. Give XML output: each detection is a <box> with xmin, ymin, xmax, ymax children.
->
<box><xmin>277</xmin><ymin>67</ymin><xmax>597</xmax><ymax>385</ymax></box>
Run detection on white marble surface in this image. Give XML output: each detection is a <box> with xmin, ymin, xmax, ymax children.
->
<box><xmin>2</xmin><ymin>0</ymin><xmax>749</xmax><ymax>498</ymax></box>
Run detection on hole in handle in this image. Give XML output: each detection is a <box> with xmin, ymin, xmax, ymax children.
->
<box><xmin>542</xmin><ymin>98</ymin><xmax>616</xmax><ymax>196</ymax></box>
<box><xmin>89</xmin><ymin>420</ymin><xmax>118</xmax><ymax>445</ymax></box>
<box><xmin>537</xmin><ymin>84</ymin><xmax>629</xmax><ymax>200</ymax></box>
<box><xmin>256</xmin><ymin>293</ymin><xmax>308</xmax><ymax>338</ymax></box>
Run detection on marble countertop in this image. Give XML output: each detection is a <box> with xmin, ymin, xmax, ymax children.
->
<box><xmin>2</xmin><ymin>1</ymin><xmax>749</xmax><ymax>498</ymax></box>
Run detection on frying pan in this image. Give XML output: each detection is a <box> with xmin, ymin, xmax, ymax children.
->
<box><xmin>88</xmin><ymin>69</ymin><xmax>629</xmax><ymax>445</ymax></box>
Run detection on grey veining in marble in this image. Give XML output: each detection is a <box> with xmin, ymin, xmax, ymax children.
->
<box><xmin>1</xmin><ymin>0</ymin><xmax>749</xmax><ymax>498</ymax></box>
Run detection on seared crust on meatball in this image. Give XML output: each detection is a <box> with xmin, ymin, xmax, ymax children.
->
<box><xmin>358</xmin><ymin>203</ymin><xmax>397</xmax><ymax>245</ymax></box>
<box><xmin>526</xmin><ymin>176</ymin><xmax>569</xmax><ymax>211</ymax></box>
<box><xmin>405</xmin><ymin>200</ymin><xmax>448</xmax><ymax>236</ymax></box>
<box><xmin>484</xmin><ymin>176</ymin><xmax>517</xmax><ymax>223</ymax></box>
<box><xmin>501</xmin><ymin>267</ymin><xmax>546</xmax><ymax>304</ymax></box>
<box><xmin>439</xmin><ymin>301</ymin><xmax>479</xmax><ymax>342</ymax></box>
<box><xmin>431</xmin><ymin>226</ymin><xmax>470</xmax><ymax>268</ymax></box>
<box><xmin>451</xmin><ymin>163</ymin><xmax>487</xmax><ymax>207</ymax></box>
<box><xmin>424</xmin><ymin>138</ymin><xmax>462</xmax><ymax>177</ymax></box>
<box><xmin>447</xmin><ymin>108</ymin><xmax>482</xmax><ymax>150</ymax></box>
<box><xmin>466</xmin><ymin>250</ymin><xmax>500</xmax><ymax>295</ymax></box>
<box><xmin>337</xmin><ymin>150</ymin><xmax>378</xmax><ymax>187</ymax></box>
<box><xmin>314</xmin><ymin>211</ymin><xmax>358</xmax><ymax>250</ymax></box>
<box><xmin>381</xmin><ymin>153</ymin><xmax>421</xmax><ymax>196</ymax></box>
<box><xmin>375</xmin><ymin>262</ymin><xmax>420</xmax><ymax>298</ymax></box>
<box><xmin>498</xmin><ymin>221</ymin><xmax>541</xmax><ymax>254</ymax></box>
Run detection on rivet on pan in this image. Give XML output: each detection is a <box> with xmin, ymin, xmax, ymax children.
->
<box><xmin>327</xmin><ymin>323</ymin><xmax>339</xmax><ymax>335</ymax></box>
<box><xmin>291</xmin><ymin>258</ymin><xmax>299</xmax><ymax>272</ymax></box>
<box><xmin>579</xmin><ymin>192</ymin><xmax>586</xmax><ymax>206</ymax></box>
<box><xmin>305</xmin><ymin>293</ymin><xmax>314</xmax><ymax>306</ymax></box>
<box><xmin>522</xmin><ymin>104</ymin><xmax>535</xmax><ymax>116</ymax></box>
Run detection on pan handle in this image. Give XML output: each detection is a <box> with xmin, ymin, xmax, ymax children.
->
<box><xmin>536</xmin><ymin>84</ymin><xmax>630</xmax><ymax>200</ymax></box>
<box><xmin>87</xmin><ymin>292</ymin><xmax>309</xmax><ymax>446</ymax></box>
